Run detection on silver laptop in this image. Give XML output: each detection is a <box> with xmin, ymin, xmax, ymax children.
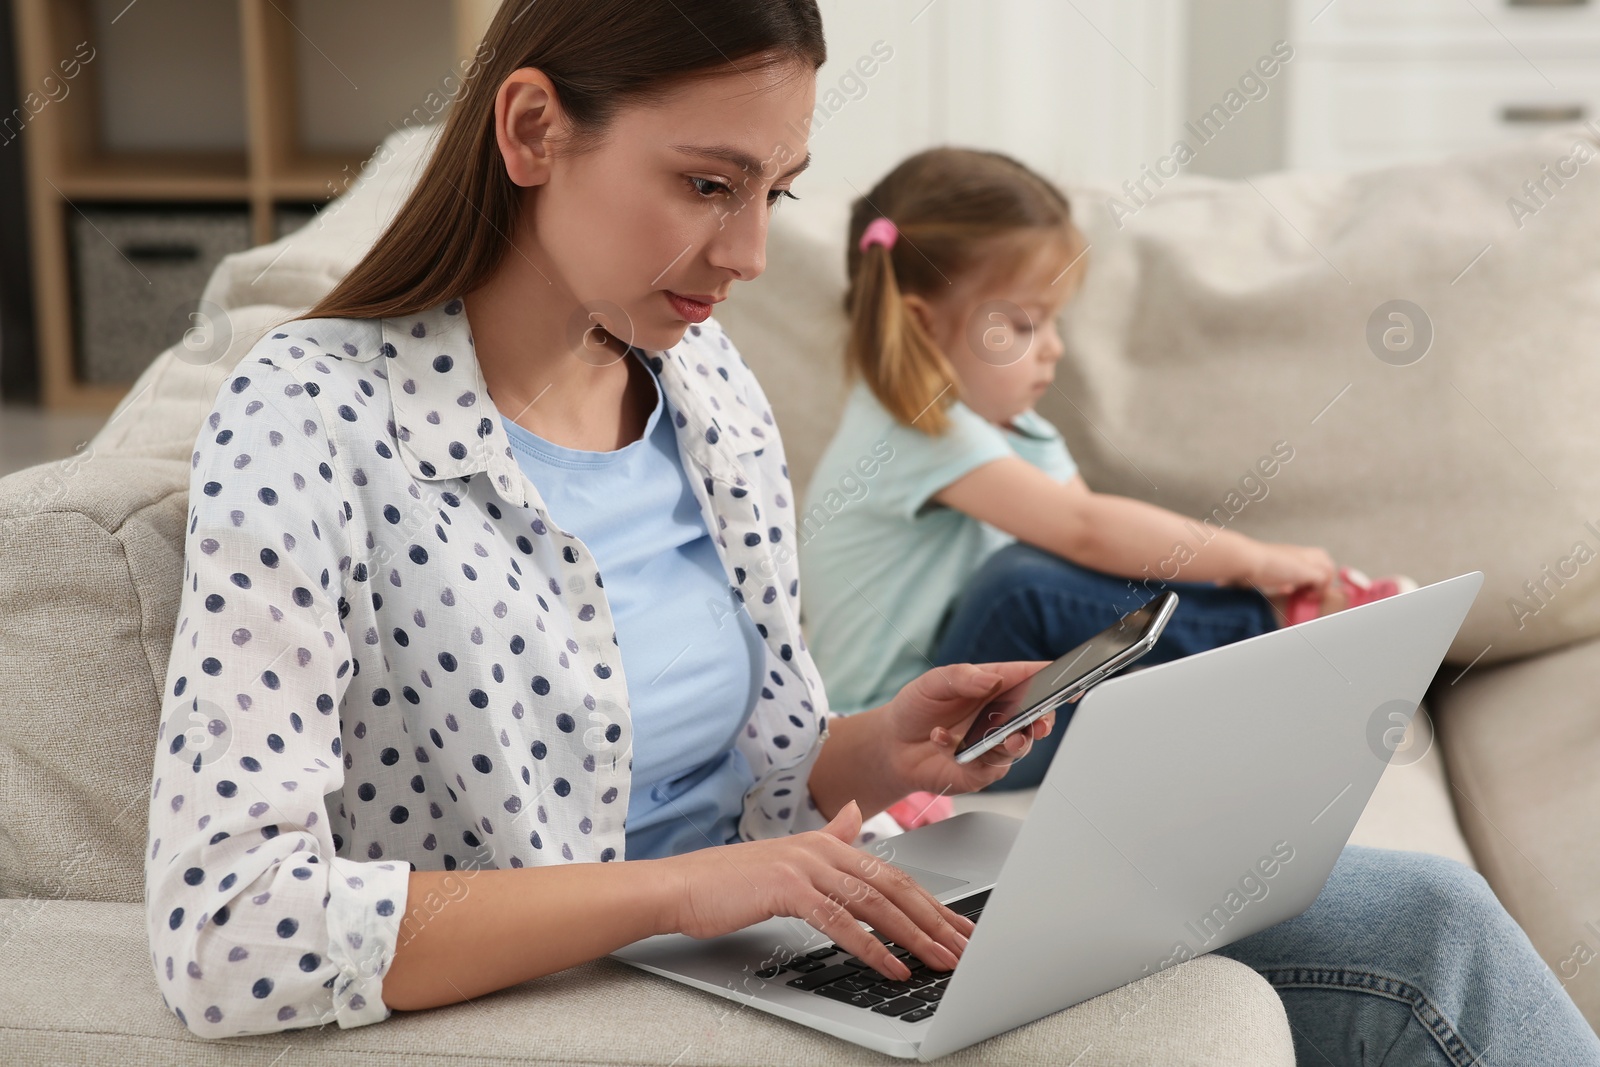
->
<box><xmin>611</xmin><ymin>570</ymin><xmax>1485</xmax><ymax>1060</ymax></box>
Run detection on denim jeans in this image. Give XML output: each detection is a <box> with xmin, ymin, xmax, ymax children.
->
<box><xmin>931</xmin><ymin>543</ymin><xmax>1600</xmax><ymax>1063</ymax></box>
<box><xmin>1215</xmin><ymin>846</ymin><xmax>1600</xmax><ymax>1065</ymax></box>
<box><xmin>931</xmin><ymin>541</ymin><xmax>1280</xmax><ymax>791</ymax></box>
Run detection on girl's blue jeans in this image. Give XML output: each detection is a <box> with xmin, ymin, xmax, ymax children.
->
<box><xmin>930</xmin><ymin>542</ymin><xmax>1600</xmax><ymax>1064</ymax></box>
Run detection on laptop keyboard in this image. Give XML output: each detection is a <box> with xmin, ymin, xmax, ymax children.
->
<box><xmin>751</xmin><ymin>889</ymin><xmax>990</xmax><ymax>1023</ymax></box>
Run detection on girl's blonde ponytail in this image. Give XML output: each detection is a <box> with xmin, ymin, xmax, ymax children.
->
<box><xmin>844</xmin><ymin>220</ymin><xmax>958</xmax><ymax>436</ymax></box>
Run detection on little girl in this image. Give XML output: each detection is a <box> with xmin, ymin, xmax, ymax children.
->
<box><xmin>798</xmin><ymin>147</ymin><xmax>1415</xmax><ymax>818</ymax></box>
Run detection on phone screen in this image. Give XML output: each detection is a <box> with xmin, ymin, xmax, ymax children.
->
<box><xmin>953</xmin><ymin>594</ymin><xmax>1174</xmax><ymax>762</ymax></box>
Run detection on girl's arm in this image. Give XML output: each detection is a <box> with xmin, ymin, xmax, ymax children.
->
<box><xmin>929</xmin><ymin>456</ymin><xmax>1265</xmax><ymax>585</ymax></box>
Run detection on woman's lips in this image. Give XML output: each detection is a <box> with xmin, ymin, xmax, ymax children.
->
<box><xmin>665</xmin><ymin>291</ymin><xmax>714</xmax><ymax>324</ymax></box>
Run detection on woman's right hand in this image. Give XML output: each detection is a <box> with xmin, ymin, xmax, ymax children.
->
<box><xmin>1241</xmin><ymin>541</ymin><xmax>1337</xmax><ymax>597</ymax></box>
<box><xmin>664</xmin><ymin>799</ymin><xmax>974</xmax><ymax>982</ymax></box>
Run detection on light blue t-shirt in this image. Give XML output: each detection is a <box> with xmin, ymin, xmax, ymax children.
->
<box><xmin>798</xmin><ymin>380</ymin><xmax>1077</xmax><ymax>717</ymax></box>
<box><xmin>500</xmin><ymin>347</ymin><xmax>768</xmax><ymax>860</ymax></box>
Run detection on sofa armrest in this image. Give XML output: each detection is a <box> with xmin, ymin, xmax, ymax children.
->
<box><xmin>0</xmin><ymin>456</ymin><xmax>191</xmax><ymax>904</ymax></box>
<box><xmin>1431</xmin><ymin>637</ymin><xmax>1600</xmax><ymax>1028</ymax></box>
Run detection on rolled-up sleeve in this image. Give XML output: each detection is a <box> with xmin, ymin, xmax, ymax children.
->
<box><xmin>742</xmin><ymin>712</ymin><xmax>904</xmax><ymax>842</ymax></box>
<box><xmin>144</xmin><ymin>352</ymin><xmax>409</xmax><ymax>1038</ymax></box>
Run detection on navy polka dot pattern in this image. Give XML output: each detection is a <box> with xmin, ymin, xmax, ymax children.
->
<box><xmin>145</xmin><ymin>300</ymin><xmax>901</xmax><ymax>1039</ymax></box>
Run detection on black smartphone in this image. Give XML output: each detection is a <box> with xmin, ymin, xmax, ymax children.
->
<box><xmin>952</xmin><ymin>591</ymin><xmax>1179</xmax><ymax>765</ymax></box>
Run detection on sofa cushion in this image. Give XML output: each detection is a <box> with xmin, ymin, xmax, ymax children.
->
<box><xmin>0</xmin><ymin>457</ymin><xmax>189</xmax><ymax>903</ymax></box>
<box><xmin>1341</xmin><ymin>706</ymin><xmax>1476</xmax><ymax>868</ymax></box>
<box><xmin>1430</xmin><ymin>635</ymin><xmax>1600</xmax><ymax>1026</ymax></box>
<box><xmin>0</xmin><ymin>900</ymin><xmax>1294</xmax><ymax>1066</ymax></box>
<box><xmin>1034</xmin><ymin>123</ymin><xmax>1600</xmax><ymax>667</ymax></box>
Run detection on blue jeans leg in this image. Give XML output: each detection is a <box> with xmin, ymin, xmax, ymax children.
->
<box><xmin>1216</xmin><ymin>846</ymin><xmax>1600</xmax><ymax>1066</ymax></box>
<box><xmin>931</xmin><ymin>541</ymin><xmax>1279</xmax><ymax>792</ymax></box>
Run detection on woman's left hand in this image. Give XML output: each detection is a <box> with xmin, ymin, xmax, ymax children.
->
<box><xmin>881</xmin><ymin>660</ymin><xmax>1056</xmax><ymax>797</ymax></box>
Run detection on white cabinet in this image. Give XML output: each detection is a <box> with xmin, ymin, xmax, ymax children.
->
<box><xmin>1284</xmin><ymin>0</ymin><xmax>1600</xmax><ymax>170</ymax></box>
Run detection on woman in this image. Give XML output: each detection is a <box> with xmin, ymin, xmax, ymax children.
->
<box><xmin>145</xmin><ymin>2</ymin><xmax>1600</xmax><ymax>1062</ymax></box>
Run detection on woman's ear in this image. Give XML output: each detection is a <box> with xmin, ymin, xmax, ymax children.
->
<box><xmin>493</xmin><ymin>69</ymin><xmax>562</xmax><ymax>188</ymax></box>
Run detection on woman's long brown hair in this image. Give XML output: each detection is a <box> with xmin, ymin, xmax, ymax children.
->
<box><xmin>306</xmin><ymin>0</ymin><xmax>826</xmax><ymax>323</ymax></box>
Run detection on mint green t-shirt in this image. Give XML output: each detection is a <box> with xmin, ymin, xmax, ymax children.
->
<box><xmin>798</xmin><ymin>380</ymin><xmax>1078</xmax><ymax>717</ymax></box>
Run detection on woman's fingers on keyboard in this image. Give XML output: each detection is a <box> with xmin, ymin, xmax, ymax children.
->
<box><xmin>896</xmin><ymin>881</ymin><xmax>969</xmax><ymax>968</ymax></box>
<box><xmin>849</xmin><ymin>861</ymin><xmax>964</xmax><ymax>973</ymax></box>
<box><xmin>807</xmin><ymin>889</ymin><xmax>911</xmax><ymax>980</ymax></box>
<box><xmin>789</xmin><ymin>833</ymin><xmax>970</xmax><ymax>981</ymax></box>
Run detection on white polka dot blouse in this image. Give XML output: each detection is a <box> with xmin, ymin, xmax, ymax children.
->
<box><xmin>145</xmin><ymin>298</ymin><xmax>903</xmax><ymax>1038</ymax></box>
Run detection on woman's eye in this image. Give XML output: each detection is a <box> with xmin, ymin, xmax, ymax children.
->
<box><xmin>689</xmin><ymin>177</ymin><xmax>731</xmax><ymax>198</ymax></box>
<box><xmin>688</xmin><ymin>177</ymin><xmax>801</xmax><ymax>209</ymax></box>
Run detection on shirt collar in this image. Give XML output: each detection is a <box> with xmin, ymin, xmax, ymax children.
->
<box><xmin>378</xmin><ymin>298</ymin><xmax>817</xmax><ymax>714</ymax></box>
<box><xmin>1005</xmin><ymin>408</ymin><xmax>1060</xmax><ymax>441</ymax></box>
<box><xmin>379</xmin><ymin>299</ymin><xmax>767</xmax><ymax>510</ymax></box>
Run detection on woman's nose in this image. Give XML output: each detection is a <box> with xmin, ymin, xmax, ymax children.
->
<box><xmin>706</xmin><ymin>195</ymin><xmax>769</xmax><ymax>281</ymax></box>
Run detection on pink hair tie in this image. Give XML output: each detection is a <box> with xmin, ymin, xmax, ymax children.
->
<box><xmin>859</xmin><ymin>216</ymin><xmax>899</xmax><ymax>253</ymax></box>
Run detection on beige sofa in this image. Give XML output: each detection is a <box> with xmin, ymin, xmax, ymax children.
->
<box><xmin>2</xmin><ymin>119</ymin><xmax>1596</xmax><ymax>1063</ymax></box>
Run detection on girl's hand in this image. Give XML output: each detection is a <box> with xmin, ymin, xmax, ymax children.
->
<box><xmin>1240</xmin><ymin>542</ymin><xmax>1337</xmax><ymax>597</ymax></box>
<box><xmin>882</xmin><ymin>660</ymin><xmax>1057</xmax><ymax>797</ymax></box>
<box><xmin>667</xmin><ymin>800</ymin><xmax>976</xmax><ymax>983</ymax></box>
